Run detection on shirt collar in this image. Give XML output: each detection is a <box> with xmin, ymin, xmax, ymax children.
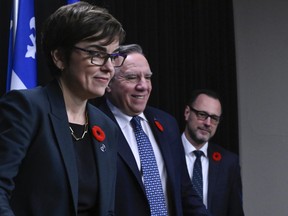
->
<box><xmin>107</xmin><ymin>99</ymin><xmax>147</xmax><ymax>130</ymax></box>
<box><xmin>181</xmin><ymin>133</ymin><xmax>208</xmax><ymax>157</ymax></box>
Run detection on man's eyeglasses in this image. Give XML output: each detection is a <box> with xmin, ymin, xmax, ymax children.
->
<box><xmin>188</xmin><ymin>106</ymin><xmax>221</xmax><ymax>125</ymax></box>
<box><xmin>73</xmin><ymin>46</ymin><xmax>127</xmax><ymax>67</ymax></box>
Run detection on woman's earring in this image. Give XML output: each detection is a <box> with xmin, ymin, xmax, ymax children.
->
<box><xmin>106</xmin><ymin>86</ymin><xmax>111</xmax><ymax>92</ymax></box>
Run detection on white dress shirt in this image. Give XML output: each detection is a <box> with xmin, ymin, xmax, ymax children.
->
<box><xmin>107</xmin><ymin>100</ymin><xmax>169</xmax><ymax>211</ymax></box>
<box><xmin>181</xmin><ymin>133</ymin><xmax>209</xmax><ymax>207</ymax></box>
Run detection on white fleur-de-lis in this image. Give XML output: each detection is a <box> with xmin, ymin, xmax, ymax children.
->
<box><xmin>25</xmin><ymin>17</ymin><xmax>36</xmax><ymax>59</ymax></box>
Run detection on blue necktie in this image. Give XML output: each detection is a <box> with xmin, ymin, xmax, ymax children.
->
<box><xmin>192</xmin><ymin>150</ymin><xmax>204</xmax><ymax>200</ymax></box>
<box><xmin>131</xmin><ymin>116</ymin><xmax>168</xmax><ymax>216</ymax></box>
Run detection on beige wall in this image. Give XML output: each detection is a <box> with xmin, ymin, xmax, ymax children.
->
<box><xmin>233</xmin><ymin>0</ymin><xmax>288</xmax><ymax>215</ymax></box>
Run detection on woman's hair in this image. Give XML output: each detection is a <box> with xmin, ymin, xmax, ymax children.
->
<box><xmin>41</xmin><ymin>1</ymin><xmax>126</xmax><ymax>76</ymax></box>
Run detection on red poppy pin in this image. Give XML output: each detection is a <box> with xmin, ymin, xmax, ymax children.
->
<box><xmin>154</xmin><ymin>119</ymin><xmax>164</xmax><ymax>132</ymax></box>
<box><xmin>212</xmin><ymin>152</ymin><xmax>222</xmax><ymax>162</ymax></box>
<box><xmin>92</xmin><ymin>126</ymin><xmax>106</xmax><ymax>142</ymax></box>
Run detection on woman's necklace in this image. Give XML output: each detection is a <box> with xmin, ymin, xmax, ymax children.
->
<box><xmin>69</xmin><ymin>113</ymin><xmax>88</xmax><ymax>141</ymax></box>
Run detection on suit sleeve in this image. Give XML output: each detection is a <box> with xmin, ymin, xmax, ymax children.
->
<box><xmin>228</xmin><ymin>157</ymin><xmax>244</xmax><ymax>216</ymax></box>
<box><xmin>0</xmin><ymin>91</ymin><xmax>38</xmax><ymax>215</ymax></box>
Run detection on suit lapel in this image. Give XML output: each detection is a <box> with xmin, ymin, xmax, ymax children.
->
<box><xmin>117</xmin><ymin>133</ymin><xmax>144</xmax><ymax>189</ymax></box>
<box><xmin>45</xmin><ymin>81</ymin><xmax>78</xmax><ymax>213</ymax></box>
<box><xmin>144</xmin><ymin>110</ymin><xmax>175</xmax><ymax>181</ymax></box>
<box><xmin>87</xmin><ymin>104</ymin><xmax>117</xmax><ymax>214</ymax></box>
<box><xmin>99</xmin><ymin>101</ymin><xmax>145</xmax><ymax>192</ymax></box>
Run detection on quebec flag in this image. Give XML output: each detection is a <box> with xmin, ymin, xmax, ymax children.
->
<box><xmin>67</xmin><ymin>0</ymin><xmax>79</xmax><ymax>4</ymax></box>
<box><xmin>6</xmin><ymin>0</ymin><xmax>37</xmax><ymax>92</ymax></box>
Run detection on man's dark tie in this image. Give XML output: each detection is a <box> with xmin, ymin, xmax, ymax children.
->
<box><xmin>192</xmin><ymin>150</ymin><xmax>204</xmax><ymax>200</ymax></box>
<box><xmin>130</xmin><ymin>116</ymin><xmax>168</xmax><ymax>216</ymax></box>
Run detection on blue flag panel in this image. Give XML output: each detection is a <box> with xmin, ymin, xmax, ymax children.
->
<box><xmin>67</xmin><ymin>0</ymin><xmax>79</xmax><ymax>4</ymax></box>
<box><xmin>6</xmin><ymin>0</ymin><xmax>37</xmax><ymax>91</ymax></box>
<box><xmin>6</xmin><ymin>0</ymin><xmax>80</xmax><ymax>92</ymax></box>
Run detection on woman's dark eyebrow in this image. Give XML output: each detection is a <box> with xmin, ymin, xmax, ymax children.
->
<box><xmin>87</xmin><ymin>44</ymin><xmax>120</xmax><ymax>54</ymax></box>
<box><xmin>113</xmin><ymin>47</ymin><xmax>120</xmax><ymax>53</ymax></box>
<box><xmin>87</xmin><ymin>44</ymin><xmax>106</xmax><ymax>52</ymax></box>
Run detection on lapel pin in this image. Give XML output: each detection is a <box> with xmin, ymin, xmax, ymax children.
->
<box><xmin>92</xmin><ymin>126</ymin><xmax>106</xmax><ymax>142</ymax></box>
<box><xmin>100</xmin><ymin>143</ymin><xmax>106</xmax><ymax>152</ymax></box>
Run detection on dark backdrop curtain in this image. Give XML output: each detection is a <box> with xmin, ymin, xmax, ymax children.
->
<box><xmin>0</xmin><ymin>0</ymin><xmax>239</xmax><ymax>154</ymax></box>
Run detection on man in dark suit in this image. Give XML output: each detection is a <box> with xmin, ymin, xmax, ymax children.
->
<box><xmin>97</xmin><ymin>44</ymin><xmax>210</xmax><ymax>216</ymax></box>
<box><xmin>182</xmin><ymin>89</ymin><xmax>244</xmax><ymax>216</ymax></box>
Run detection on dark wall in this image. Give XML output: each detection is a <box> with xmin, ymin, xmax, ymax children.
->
<box><xmin>0</xmin><ymin>0</ymin><xmax>239</xmax><ymax>154</ymax></box>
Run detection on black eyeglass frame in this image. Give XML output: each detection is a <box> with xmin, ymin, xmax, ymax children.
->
<box><xmin>188</xmin><ymin>106</ymin><xmax>221</xmax><ymax>124</ymax></box>
<box><xmin>73</xmin><ymin>46</ymin><xmax>127</xmax><ymax>67</ymax></box>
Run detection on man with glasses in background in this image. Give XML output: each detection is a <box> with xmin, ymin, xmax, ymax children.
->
<box><xmin>182</xmin><ymin>89</ymin><xmax>245</xmax><ymax>216</ymax></box>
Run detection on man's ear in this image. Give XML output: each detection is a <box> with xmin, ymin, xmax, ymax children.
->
<box><xmin>51</xmin><ymin>49</ymin><xmax>65</xmax><ymax>70</ymax></box>
<box><xmin>184</xmin><ymin>105</ymin><xmax>191</xmax><ymax>121</ymax></box>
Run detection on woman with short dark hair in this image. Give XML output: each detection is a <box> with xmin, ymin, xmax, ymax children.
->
<box><xmin>0</xmin><ymin>2</ymin><xmax>126</xmax><ymax>215</ymax></box>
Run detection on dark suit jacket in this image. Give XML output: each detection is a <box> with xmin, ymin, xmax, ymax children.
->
<box><xmin>0</xmin><ymin>80</ymin><xmax>118</xmax><ymax>216</ymax></box>
<box><xmin>207</xmin><ymin>143</ymin><xmax>244</xmax><ymax>216</ymax></box>
<box><xmin>98</xmin><ymin>100</ymin><xmax>210</xmax><ymax>216</ymax></box>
